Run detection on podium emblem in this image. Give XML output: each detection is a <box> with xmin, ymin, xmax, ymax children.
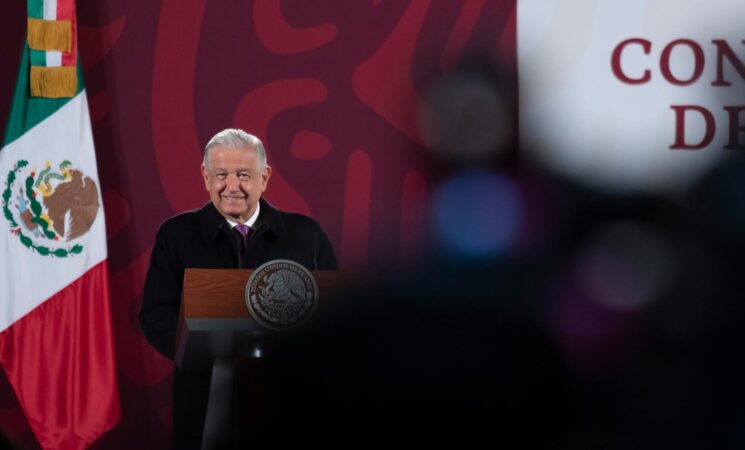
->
<box><xmin>245</xmin><ymin>259</ymin><xmax>319</xmax><ymax>331</ymax></box>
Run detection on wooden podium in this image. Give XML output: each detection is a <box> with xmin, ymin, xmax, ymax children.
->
<box><xmin>175</xmin><ymin>268</ymin><xmax>348</xmax><ymax>369</ymax></box>
<box><xmin>175</xmin><ymin>267</ymin><xmax>353</xmax><ymax>449</ymax></box>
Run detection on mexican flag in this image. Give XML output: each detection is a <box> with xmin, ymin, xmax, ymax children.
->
<box><xmin>0</xmin><ymin>1</ymin><xmax>120</xmax><ymax>448</ymax></box>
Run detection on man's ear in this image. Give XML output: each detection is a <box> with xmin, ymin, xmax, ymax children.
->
<box><xmin>201</xmin><ymin>163</ymin><xmax>210</xmax><ymax>191</ymax></box>
<box><xmin>261</xmin><ymin>165</ymin><xmax>272</xmax><ymax>192</ymax></box>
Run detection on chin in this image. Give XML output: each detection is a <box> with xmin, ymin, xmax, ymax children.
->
<box><xmin>224</xmin><ymin>209</ymin><xmax>247</xmax><ymax>217</ymax></box>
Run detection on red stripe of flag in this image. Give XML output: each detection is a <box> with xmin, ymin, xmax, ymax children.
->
<box><xmin>0</xmin><ymin>260</ymin><xmax>120</xmax><ymax>450</ymax></box>
<box><xmin>56</xmin><ymin>0</ymin><xmax>77</xmax><ymax>66</ymax></box>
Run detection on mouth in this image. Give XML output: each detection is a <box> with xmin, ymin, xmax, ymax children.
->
<box><xmin>221</xmin><ymin>195</ymin><xmax>246</xmax><ymax>201</ymax></box>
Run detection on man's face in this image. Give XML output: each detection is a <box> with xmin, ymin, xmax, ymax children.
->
<box><xmin>201</xmin><ymin>145</ymin><xmax>271</xmax><ymax>223</ymax></box>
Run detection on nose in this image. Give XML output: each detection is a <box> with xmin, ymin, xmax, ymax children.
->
<box><xmin>225</xmin><ymin>173</ymin><xmax>240</xmax><ymax>189</ymax></box>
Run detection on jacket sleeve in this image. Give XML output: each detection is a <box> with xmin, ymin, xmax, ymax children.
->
<box><xmin>139</xmin><ymin>225</ymin><xmax>182</xmax><ymax>360</ymax></box>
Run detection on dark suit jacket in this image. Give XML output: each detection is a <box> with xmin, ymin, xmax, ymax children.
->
<box><xmin>139</xmin><ymin>198</ymin><xmax>337</xmax><ymax>448</ymax></box>
<box><xmin>139</xmin><ymin>198</ymin><xmax>338</xmax><ymax>359</ymax></box>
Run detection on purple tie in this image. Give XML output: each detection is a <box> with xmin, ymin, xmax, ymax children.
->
<box><xmin>234</xmin><ymin>224</ymin><xmax>250</xmax><ymax>241</ymax></box>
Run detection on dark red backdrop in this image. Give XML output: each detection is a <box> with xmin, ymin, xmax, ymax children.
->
<box><xmin>0</xmin><ymin>1</ymin><xmax>516</xmax><ymax>447</ymax></box>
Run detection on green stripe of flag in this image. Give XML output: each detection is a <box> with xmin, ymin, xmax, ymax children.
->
<box><xmin>29</xmin><ymin>49</ymin><xmax>46</xmax><ymax>66</ymax></box>
<box><xmin>28</xmin><ymin>0</ymin><xmax>45</xmax><ymax>66</ymax></box>
<box><xmin>2</xmin><ymin>42</ymin><xmax>84</xmax><ymax>148</ymax></box>
<box><xmin>27</xmin><ymin>0</ymin><xmax>44</xmax><ymax>20</ymax></box>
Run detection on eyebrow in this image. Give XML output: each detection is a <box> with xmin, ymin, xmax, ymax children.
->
<box><xmin>212</xmin><ymin>168</ymin><xmax>253</xmax><ymax>173</ymax></box>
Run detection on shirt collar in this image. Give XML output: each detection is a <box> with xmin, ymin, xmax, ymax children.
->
<box><xmin>225</xmin><ymin>201</ymin><xmax>261</xmax><ymax>229</ymax></box>
<box><xmin>200</xmin><ymin>198</ymin><xmax>281</xmax><ymax>244</ymax></box>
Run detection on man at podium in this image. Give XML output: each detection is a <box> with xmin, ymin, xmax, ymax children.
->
<box><xmin>139</xmin><ymin>128</ymin><xmax>337</xmax><ymax>448</ymax></box>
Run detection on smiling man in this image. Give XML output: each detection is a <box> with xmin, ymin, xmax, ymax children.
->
<box><xmin>139</xmin><ymin>128</ymin><xmax>337</xmax><ymax>449</ymax></box>
<box><xmin>202</xmin><ymin>132</ymin><xmax>268</xmax><ymax>225</ymax></box>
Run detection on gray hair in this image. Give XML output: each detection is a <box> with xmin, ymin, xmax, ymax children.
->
<box><xmin>203</xmin><ymin>128</ymin><xmax>267</xmax><ymax>169</ymax></box>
